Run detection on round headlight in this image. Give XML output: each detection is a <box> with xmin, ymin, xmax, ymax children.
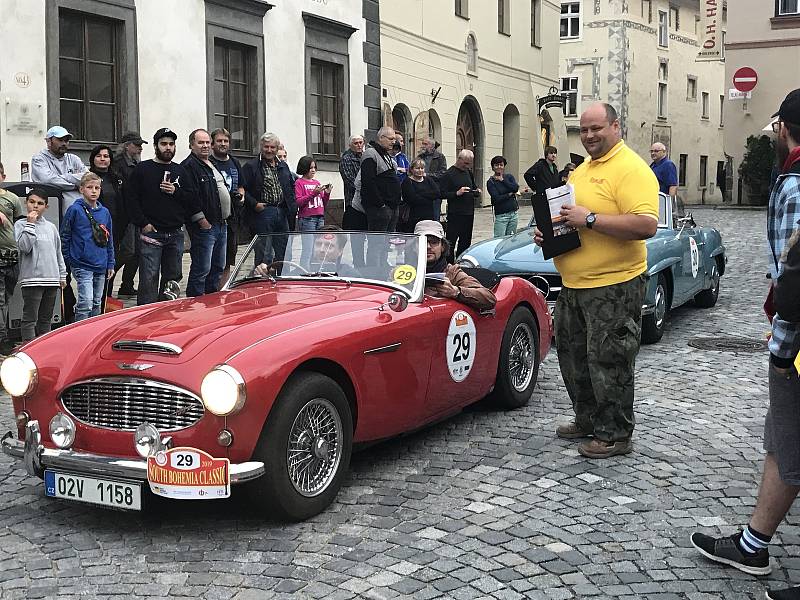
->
<box><xmin>134</xmin><ymin>422</ymin><xmax>160</xmax><ymax>458</ymax></box>
<box><xmin>0</xmin><ymin>352</ymin><xmax>37</xmax><ymax>397</ymax></box>
<box><xmin>201</xmin><ymin>365</ymin><xmax>246</xmax><ymax>416</ymax></box>
<box><xmin>49</xmin><ymin>412</ymin><xmax>76</xmax><ymax>449</ymax></box>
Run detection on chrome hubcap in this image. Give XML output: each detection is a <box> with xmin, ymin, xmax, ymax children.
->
<box><xmin>287</xmin><ymin>398</ymin><xmax>343</xmax><ymax>497</ymax></box>
<box><xmin>654</xmin><ymin>284</ymin><xmax>666</xmax><ymax>328</ymax></box>
<box><xmin>508</xmin><ymin>323</ymin><xmax>535</xmax><ymax>392</ymax></box>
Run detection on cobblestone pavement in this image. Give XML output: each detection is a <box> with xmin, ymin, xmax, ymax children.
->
<box><xmin>1</xmin><ymin>206</ymin><xmax>794</xmax><ymax>600</ymax></box>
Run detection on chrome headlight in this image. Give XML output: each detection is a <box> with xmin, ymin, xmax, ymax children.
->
<box><xmin>201</xmin><ymin>365</ymin><xmax>246</xmax><ymax>416</ymax></box>
<box><xmin>0</xmin><ymin>352</ymin><xmax>37</xmax><ymax>397</ymax></box>
<box><xmin>458</xmin><ymin>254</ymin><xmax>479</xmax><ymax>268</ymax></box>
<box><xmin>49</xmin><ymin>412</ymin><xmax>76</xmax><ymax>449</ymax></box>
<box><xmin>134</xmin><ymin>422</ymin><xmax>161</xmax><ymax>458</ymax></box>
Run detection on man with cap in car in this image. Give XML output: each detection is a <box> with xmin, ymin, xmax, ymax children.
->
<box><xmin>415</xmin><ymin>219</ymin><xmax>495</xmax><ymax>311</ymax></box>
<box><xmin>31</xmin><ymin>125</ymin><xmax>87</xmax><ymax>213</ymax></box>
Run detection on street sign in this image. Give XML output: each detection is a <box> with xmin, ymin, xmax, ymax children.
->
<box><xmin>733</xmin><ymin>67</ymin><xmax>758</xmax><ymax>93</ymax></box>
<box><xmin>729</xmin><ymin>89</ymin><xmax>752</xmax><ymax>100</ymax></box>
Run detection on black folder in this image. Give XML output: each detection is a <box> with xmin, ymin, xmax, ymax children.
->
<box><xmin>531</xmin><ymin>195</ymin><xmax>581</xmax><ymax>260</ymax></box>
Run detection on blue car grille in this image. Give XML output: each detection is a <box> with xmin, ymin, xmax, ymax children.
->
<box><xmin>61</xmin><ymin>377</ymin><xmax>204</xmax><ymax>431</ymax></box>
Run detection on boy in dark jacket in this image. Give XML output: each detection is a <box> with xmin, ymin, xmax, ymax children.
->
<box><xmin>61</xmin><ymin>172</ymin><xmax>114</xmax><ymax>321</ymax></box>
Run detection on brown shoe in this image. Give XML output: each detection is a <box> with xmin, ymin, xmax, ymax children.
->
<box><xmin>578</xmin><ymin>438</ymin><xmax>632</xmax><ymax>459</ymax></box>
<box><xmin>556</xmin><ymin>421</ymin><xmax>593</xmax><ymax>439</ymax></box>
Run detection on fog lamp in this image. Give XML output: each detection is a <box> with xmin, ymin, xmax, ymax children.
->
<box><xmin>217</xmin><ymin>429</ymin><xmax>233</xmax><ymax>447</ymax></box>
<box><xmin>16</xmin><ymin>411</ymin><xmax>31</xmax><ymax>428</ymax></box>
<box><xmin>0</xmin><ymin>352</ymin><xmax>37</xmax><ymax>397</ymax></box>
<box><xmin>201</xmin><ymin>365</ymin><xmax>246</xmax><ymax>416</ymax></box>
<box><xmin>134</xmin><ymin>422</ymin><xmax>161</xmax><ymax>458</ymax></box>
<box><xmin>49</xmin><ymin>412</ymin><xmax>76</xmax><ymax>449</ymax></box>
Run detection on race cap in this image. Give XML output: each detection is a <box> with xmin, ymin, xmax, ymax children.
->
<box><xmin>414</xmin><ymin>220</ymin><xmax>445</xmax><ymax>240</ymax></box>
<box><xmin>45</xmin><ymin>126</ymin><xmax>71</xmax><ymax>139</ymax></box>
<box><xmin>772</xmin><ymin>88</ymin><xmax>800</xmax><ymax>124</ymax></box>
<box><xmin>153</xmin><ymin>128</ymin><xmax>178</xmax><ymax>144</ymax></box>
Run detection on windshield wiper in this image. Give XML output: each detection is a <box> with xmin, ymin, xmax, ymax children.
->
<box><xmin>300</xmin><ymin>271</ymin><xmax>339</xmax><ymax>278</ymax></box>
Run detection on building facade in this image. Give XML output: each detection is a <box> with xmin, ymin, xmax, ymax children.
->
<box><xmin>379</xmin><ymin>0</ymin><xmax>564</xmax><ymax>205</ymax></box>
<box><xmin>724</xmin><ymin>0</ymin><xmax>800</xmax><ymax>204</ymax></box>
<box><xmin>0</xmin><ymin>0</ymin><xmax>380</xmax><ymax>193</ymax></box>
<box><xmin>559</xmin><ymin>0</ymin><xmax>727</xmax><ymax>204</ymax></box>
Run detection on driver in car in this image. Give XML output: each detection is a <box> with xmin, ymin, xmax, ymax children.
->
<box><xmin>416</xmin><ymin>220</ymin><xmax>496</xmax><ymax>311</ymax></box>
<box><xmin>254</xmin><ymin>226</ymin><xmax>358</xmax><ymax>277</ymax></box>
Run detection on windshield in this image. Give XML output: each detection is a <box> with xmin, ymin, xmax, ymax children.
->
<box><xmin>227</xmin><ymin>232</ymin><xmax>426</xmax><ymax>300</ymax></box>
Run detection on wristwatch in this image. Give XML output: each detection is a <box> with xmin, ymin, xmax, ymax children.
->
<box><xmin>585</xmin><ymin>212</ymin><xmax>597</xmax><ymax>229</ymax></box>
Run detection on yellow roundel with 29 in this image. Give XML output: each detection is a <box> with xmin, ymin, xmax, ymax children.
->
<box><xmin>392</xmin><ymin>265</ymin><xmax>417</xmax><ymax>285</ymax></box>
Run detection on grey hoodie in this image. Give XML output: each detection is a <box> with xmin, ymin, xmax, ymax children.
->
<box><xmin>15</xmin><ymin>216</ymin><xmax>67</xmax><ymax>287</ymax></box>
<box><xmin>30</xmin><ymin>149</ymin><xmax>87</xmax><ymax>212</ymax></box>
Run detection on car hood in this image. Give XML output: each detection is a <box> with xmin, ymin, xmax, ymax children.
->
<box><xmin>98</xmin><ymin>284</ymin><xmax>386</xmax><ymax>364</ymax></box>
<box><xmin>461</xmin><ymin>228</ymin><xmax>557</xmax><ymax>274</ymax></box>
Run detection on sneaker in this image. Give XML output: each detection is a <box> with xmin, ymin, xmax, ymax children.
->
<box><xmin>118</xmin><ymin>286</ymin><xmax>137</xmax><ymax>297</ymax></box>
<box><xmin>767</xmin><ymin>586</ymin><xmax>800</xmax><ymax>599</ymax></box>
<box><xmin>578</xmin><ymin>438</ymin><xmax>632</xmax><ymax>458</ymax></box>
<box><xmin>690</xmin><ymin>531</ymin><xmax>771</xmax><ymax>575</ymax></box>
<box><xmin>556</xmin><ymin>421</ymin><xmax>593</xmax><ymax>439</ymax></box>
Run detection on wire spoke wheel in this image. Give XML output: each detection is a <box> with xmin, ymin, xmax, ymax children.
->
<box><xmin>287</xmin><ymin>398</ymin><xmax>343</xmax><ymax>497</ymax></box>
<box><xmin>508</xmin><ymin>322</ymin><xmax>535</xmax><ymax>392</ymax></box>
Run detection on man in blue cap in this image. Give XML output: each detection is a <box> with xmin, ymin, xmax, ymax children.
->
<box><xmin>31</xmin><ymin>126</ymin><xmax>87</xmax><ymax>214</ymax></box>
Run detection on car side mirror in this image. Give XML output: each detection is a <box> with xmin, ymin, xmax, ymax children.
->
<box><xmin>386</xmin><ymin>293</ymin><xmax>408</xmax><ymax>313</ymax></box>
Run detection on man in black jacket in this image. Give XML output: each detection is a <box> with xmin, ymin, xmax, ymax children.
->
<box><xmin>524</xmin><ymin>146</ymin><xmax>561</xmax><ymax>226</ymax></box>
<box><xmin>438</xmin><ymin>149</ymin><xmax>480</xmax><ymax>261</ymax></box>
<box><xmin>240</xmin><ymin>132</ymin><xmax>297</xmax><ymax>266</ymax></box>
<box><xmin>181</xmin><ymin>129</ymin><xmax>231</xmax><ymax>297</ymax></box>
<box><xmin>111</xmin><ymin>131</ymin><xmax>146</xmax><ymax>296</ymax></box>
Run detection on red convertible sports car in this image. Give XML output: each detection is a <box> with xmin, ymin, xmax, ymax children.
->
<box><xmin>1</xmin><ymin>231</ymin><xmax>552</xmax><ymax>520</ymax></box>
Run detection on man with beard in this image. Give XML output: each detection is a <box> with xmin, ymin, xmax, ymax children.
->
<box><xmin>31</xmin><ymin>126</ymin><xmax>87</xmax><ymax>213</ymax></box>
<box><xmin>127</xmin><ymin>128</ymin><xmax>201</xmax><ymax>305</ymax></box>
<box><xmin>691</xmin><ymin>89</ymin><xmax>800</xmax><ymax>600</ymax></box>
<box><xmin>181</xmin><ymin>129</ymin><xmax>230</xmax><ymax>297</ymax></box>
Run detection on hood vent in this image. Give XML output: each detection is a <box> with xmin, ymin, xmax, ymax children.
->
<box><xmin>112</xmin><ymin>340</ymin><xmax>183</xmax><ymax>355</ymax></box>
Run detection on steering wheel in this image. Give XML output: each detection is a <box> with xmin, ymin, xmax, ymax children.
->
<box><xmin>267</xmin><ymin>260</ymin><xmax>309</xmax><ymax>275</ymax></box>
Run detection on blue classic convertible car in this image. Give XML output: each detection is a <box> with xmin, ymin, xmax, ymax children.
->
<box><xmin>459</xmin><ymin>193</ymin><xmax>726</xmax><ymax>344</ymax></box>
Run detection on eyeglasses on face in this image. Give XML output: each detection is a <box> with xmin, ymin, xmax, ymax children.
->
<box><xmin>426</xmin><ymin>237</ymin><xmax>442</xmax><ymax>246</ymax></box>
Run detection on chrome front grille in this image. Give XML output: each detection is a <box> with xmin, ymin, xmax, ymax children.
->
<box><xmin>61</xmin><ymin>378</ymin><xmax>204</xmax><ymax>431</ymax></box>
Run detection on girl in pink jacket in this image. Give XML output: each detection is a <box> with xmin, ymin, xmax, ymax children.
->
<box><xmin>295</xmin><ymin>156</ymin><xmax>332</xmax><ymax>264</ymax></box>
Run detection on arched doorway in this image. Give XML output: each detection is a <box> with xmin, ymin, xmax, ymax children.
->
<box><xmin>502</xmin><ymin>104</ymin><xmax>520</xmax><ymax>179</ymax></box>
<box><xmin>456</xmin><ymin>96</ymin><xmax>484</xmax><ymax>206</ymax></box>
<box><xmin>392</xmin><ymin>103</ymin><xmax>413</xmax><ymax>155</ymax></box>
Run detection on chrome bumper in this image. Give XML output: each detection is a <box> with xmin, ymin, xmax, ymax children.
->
<box><xmin>1</xmin><ymin>421</ymin><xmax>264</xmax><ymax>483</ymax></box>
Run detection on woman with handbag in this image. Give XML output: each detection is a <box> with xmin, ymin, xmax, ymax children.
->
<box><xmin>400</xmin><ymin>159</ymin><xmax>441</xmax><ymax>233</ymax></box>
<box><xmin>60</xmin><ymin>172</ymin><xmax>115</xmax><ymax>321</ymax></box>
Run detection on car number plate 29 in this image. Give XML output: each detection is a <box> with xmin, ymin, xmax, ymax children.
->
<box><xmin>44</xmin><ymin>471</ymin><xmax>142</xmax><ymax>510</ymax></box>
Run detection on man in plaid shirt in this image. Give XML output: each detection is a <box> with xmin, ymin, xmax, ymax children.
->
<box><xmin>691</xmin><ymin>89</ymin><xmax>800</xmax><ymax>600</ymax></box>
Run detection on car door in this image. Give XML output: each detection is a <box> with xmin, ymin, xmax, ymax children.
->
<box><xmin>422</xmin><ymin>294</ymin><xmax>498</xmax><ymax>420</ymax></box>
<box><xmin>674</xmin><ymin>220</ymin><xmax>705</xmax><ymax>301</ymax></box>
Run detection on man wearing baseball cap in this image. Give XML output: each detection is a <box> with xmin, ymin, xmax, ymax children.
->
<box><xmin>414</xmin><ymin>219</ymin><xmax>495</xmax><ymax>311</ymax></box>
<box><xmin>30</xmin><ymin>125</ymin><xmax>87</xmax><ymax>213</ymax></box>
<box><xmin>691</xmin><ymin>89</ymin><xmax>800</xmax><ymax>600</ymax></box>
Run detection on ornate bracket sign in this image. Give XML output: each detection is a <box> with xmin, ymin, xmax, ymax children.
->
<box><xmin>538</xmin><ymin>85</ymin><xmax>566</xmax><ymax>111</ymax></box>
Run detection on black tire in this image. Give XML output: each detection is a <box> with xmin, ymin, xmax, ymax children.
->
<box><xmin>489</xmin><ymin>307</ymin><xmax>540</xmax><ymax>409</ymax></box>
<box><xmin>694</xmin><ymin>261</ymin><xmax>720</xmax><ymax>308</ymax></box>
<box><xmin>248</xmin><ymin>372</ymin><xmax>352</xmax><ymax>521</ymax></box>
<box><xmin>642</xmin><ymin>272</ymin><xmax>668</xmax><ymax>344</ymax></box>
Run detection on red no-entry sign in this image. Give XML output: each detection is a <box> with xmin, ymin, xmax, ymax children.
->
<box><xmin>733</xmin><ymin>67</ymin><xmax>758</xmax><ymax>93</ymax></box>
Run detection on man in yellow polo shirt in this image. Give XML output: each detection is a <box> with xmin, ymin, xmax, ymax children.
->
<box><xmin>534</xmin><ymin>102</ymin><xmax>659</xmax><ymax>459</ymax></box>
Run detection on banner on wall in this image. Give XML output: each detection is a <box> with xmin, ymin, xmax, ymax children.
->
<box><xmin>697</xmin><ymin>0</ymin><xmax>723</xmax><ymax>61</ymax></box>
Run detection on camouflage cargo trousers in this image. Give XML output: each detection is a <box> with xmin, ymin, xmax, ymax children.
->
<box><xmin>554</xmin><ymin>274</ymin><xmax>646</xmax><ymax>442</ymax></box>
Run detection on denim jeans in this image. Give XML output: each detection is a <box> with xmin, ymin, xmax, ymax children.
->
<box><xmin>137</xmin><ymin>230</ymin><xmax>185</xmax><ymax>306</ymax></box>
<box><xmin>186</xmin><ymin>223</ymin><xmax>227</xmax><ymax>297</ymax></box>
<box><xmin>298</xmin><ymin>215</ymin><xmax>324</xmax><ymax>266</ymax></box>
<box><xmin>252</xmin><ymin>205</ymin><xmax>289</xmax><ymax>266</ymax></box>
<box><xmin>365</xmin><ymin>205</ymin><xmax>398</xmax><ymax>266</ymax></box>
<box><xmin>72</xmin><ymin>267</ymin><xmax>105</xmax><ymax>321</ymax></box>
<box><xmin>494</xmin><ymin>211</ymin><xmax>518</xmax><ymax>237</ymax></box>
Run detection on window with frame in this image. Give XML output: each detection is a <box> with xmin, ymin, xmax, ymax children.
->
<box><xmin>58</xmin><ymin>11</ymin><xmax>119</xmax><ymax>143</ymax></box>
<box><xmin>466</xmin><ymin>34</ymin><xmax>478</xmax><ymax>73</ymax></box>
<box><xmin>531</xmin><ymin>0</ymin><xmax>541</xmax><ymax>46</ymax></box>
<box><xmin>498</xmin><ymin>0</ymin><xmax>510</xmax><ymax>34</ymax></box>
<box><xmin>658</xmin><ymin>10</ymin><xmax>669</xmax><ymax>46</ymax></box>
<box><xmin>211</xmin><ymin>40</ymin><xmax>255</xmax><ymax>152</ymax></box>
<box><xmin>699</xmin><ymin>155</ymin><xmax>708</xmax><ymax>187</ymax></box>
<box><xmin>679</xmin><ymin>154</ymin><xmax>687</xmax><ymax>186</ymax></box>
<box><xmin>561</xmin><ymin>77</ymin><xmax>579</xmax><ymax>117</ymax></box>
<box><xmin>687</xmin><ymin>76</ymin><xmax>697</xmax><ymax>100</ymax></box>
<box><xmin>657</xmin><ymin>83</ymin><xmax>668</xmax><ymax>119</ymax></box>
<box><xmin>641</xmin><ymin>0</ymin><xmax>652</xmax><ymax>22</ymax></box>
<box><xmin>669</xmin><ymin>5</ymin><xmax>679</xmax><ymax>30</ymax></box>
<box><xmin>701</xmin><ymin>92</ymin><xmax>710</xmax><ymax>119</ymax></box>
<box><xmin>560</xmin><ymin>2</ymin><xmax>580</xmax><ymax>40</ymax></box>
<box><xmin>719</xmin><ymin>94</ymin><xmax>725</xmax><ymax>127</ymax></box>
<box><xmin>456</xmin><ymin>0</ymin><xmax>469</xmax><ymax>18</ymax></box>
<box><xmin>308</xmin><ymin>60</ymin><xmax>343</xmax><ymax>158</ymax></box>
<box><xmin>778</xmin><ymin>0</ymin><xmax>799</xmax><ymax>15</ymax></box>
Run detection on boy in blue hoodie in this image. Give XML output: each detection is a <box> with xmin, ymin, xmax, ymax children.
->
<box><xmin>61</xmin><ymin>172</ymin><xmax>115</xmax><ymax>321</ymax></box>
